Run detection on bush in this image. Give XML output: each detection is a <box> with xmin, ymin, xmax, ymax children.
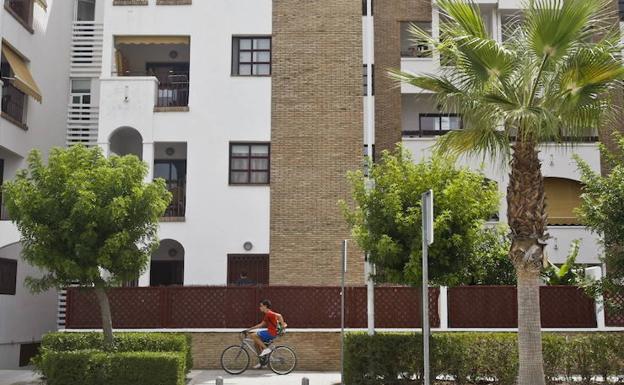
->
<box><xmin>38</xmin><ymin>332</ymin><xmax>192</xmax><ymax>373</ymax></box>
<box><xmin>344</xmin><ymin>332</ymin><xmax>624</xmax><ymax>385</ymax></box>
<box><xmin>38</xmin><ymin>350</ymin><xmax>185</xmax><ymax>385</ymax></box>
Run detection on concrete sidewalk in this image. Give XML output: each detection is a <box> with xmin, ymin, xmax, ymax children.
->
<box><xmin>0</xmin><ymin>370</ymin><xmax>341</xmax><ymax>385</ymax></box>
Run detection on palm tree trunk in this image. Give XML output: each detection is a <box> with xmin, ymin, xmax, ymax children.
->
<box><xmin>94</xmin><ymin>286</ymin><xmax>114</xmax><ymax>350</ymax></box>
<box><xmin>507</xmin><ymin>140</ymin><xmax>547</xmax><ymax>385</ymax></box>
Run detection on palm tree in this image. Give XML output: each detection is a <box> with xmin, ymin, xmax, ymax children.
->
<box><xmin>391</xmin><ymin>1</ymin><xmax>624</xmax><ymax>384</ymax></box>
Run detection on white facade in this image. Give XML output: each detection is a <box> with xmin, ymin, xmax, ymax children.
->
<box><xmin>0</xmin><ymin>0</ymin><xmax>73</xmax><ymax>369</ymax></box>
<box><xmin>400</xmin><ymin>1</ymin><xmax>603</xmax><ymax>265</ymax></box>
<box><xmin>96</xmin><ymin>0</ymin><xmax>272</xmax><ymax>286</ymax></box>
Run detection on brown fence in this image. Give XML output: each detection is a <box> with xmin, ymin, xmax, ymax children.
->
<box><xmin>605</xmin><ymin>292</ymin><xmax>624</xmax><ymax>327</ymax></box>
<box><xmin>448</xmin><ymin>286</ymin><xmax>597</xmax><ymax>328</ymax></box>
<box><xmin>65</xmin><ymin>286</ymin><xmax>440</xmax><ymax>329</ymax></box>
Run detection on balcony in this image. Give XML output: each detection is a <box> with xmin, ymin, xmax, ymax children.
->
<box><xmin>1</xmin><ymin>82</ymin><xmax>26</xmax><ymax>128</ymax></box>
<box><xmin>114</xmin><ymin>36</ymin><xmax>190</xmax><ymax>110</ymax></box>
<box><xmin>154</xmin><ymin>143</ymin><xmax>187</xmax><ymax>221</ymax></box>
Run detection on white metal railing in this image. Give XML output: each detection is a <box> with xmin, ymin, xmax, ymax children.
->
<box><xmin>66</xmin><ymin>104</ymin><xmax>99</xmax><ymax>146</ymax></box>
<box><xmin>70</xmin><ymin>21</ymin><xmax>103</xmax><ymax>78</ymax></box>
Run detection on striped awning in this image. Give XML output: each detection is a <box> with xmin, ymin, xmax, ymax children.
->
<box><xmin>115</xmin><ymin>36</ymin><xmax>190</xmax><ymax>45</ymax></box>
<box><xmin>1</xmin><ymin>43</ymin><xmax>42</xmax><ymax>102</ymax></box>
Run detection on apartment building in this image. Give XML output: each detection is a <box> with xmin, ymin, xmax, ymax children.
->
<box><xmin>0</xmin><ymin>0</ymin><xmax>614</xmax><ymax>367</ymax></box>
<box><xmin>0</xmin><ymin>0</ymin><xmax>74</xmax><ymax>368</ymax></box>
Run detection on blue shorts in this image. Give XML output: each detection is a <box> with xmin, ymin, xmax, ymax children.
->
<box><xmin>257</xmin><ymin>329</ymin><xmax>276</xmax><ymax>343</ymax></box>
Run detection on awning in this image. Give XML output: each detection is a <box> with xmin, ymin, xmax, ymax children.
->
<box><xmin>115</xmin><ymin>36</ymin><xmax>190</xmax><ymax>45</ymax></box>
<box><xmin>1</xmin><ymin>44</ymin><xmax>42</xmax><ymax>102</ymax></box>
<box><xmin>35</xmin><ymin>0</ymin><xmax>47</xmax><ymax>11</ymax></box>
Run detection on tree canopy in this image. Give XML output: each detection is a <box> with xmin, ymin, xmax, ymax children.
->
<box><xmin>342</xmin><ymin>145</ymin><xmax>502</xmax><ymax>286</ymax></box>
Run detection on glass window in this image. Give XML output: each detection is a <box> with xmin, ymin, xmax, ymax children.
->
<box><xmin>229</xmin><ymin>143</ymin><xmax>270</xmax><ymax>185</ymax></box>
<box><xmin>76</xmin><ymin>0</ymin><xmax>96</xmax><ymax>21</ymax></box>
<box><xmin>418</xmin><ymin>114</ymin><xmax>462</xmax><ymax>136</ymax></box>
<box><xmin>0</xmin><ymin>258</ymin><xmax>17</xmax><ymax>295</ymax></box>
<box><xmin>232</xmin><ymin>37</ymin><xmax>272</xmax><ymax>76</ymax></box>
<box><xmin>5</xmin><ymin>0</ymin><xmax>33</xmax><ymax>29</ymax></box>
<box><xmin>71</xmin><ymin>79</ymin><xmax>91</xmax><ymax>94</ymax></box>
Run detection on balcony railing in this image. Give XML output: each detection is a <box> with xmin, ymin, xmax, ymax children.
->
<box><xmin>1</xmin><ymin>83</ymin><xmax>26</xmax><ymax>125</ymax></box>
<box><xmin>156</xmin><ymin>81</ymin><xmax>189</xmax><ymax>108</ymax></box>
<box><xmin>163</xmin><ymin>181</ymin><xmax>186</xmax><ymax>218</ymax></box>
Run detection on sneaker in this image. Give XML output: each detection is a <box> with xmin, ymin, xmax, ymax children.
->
<box><xmin>253</xmin><ymin>363</ymin><xmax>265</xmax><ymax>369</ymax></box>
<box><xmin>259</xmin><ymin>347</ymin><xmax>272</xmax><ymax>357</ymax></box>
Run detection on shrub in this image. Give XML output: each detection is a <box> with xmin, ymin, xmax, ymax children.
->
<box><xmin>38</xmin><ymin>332</ymin><xmax>192</xmax><ymax>373</ymax></box>
<box><xmin>38</xmin><ymin>350</ymin><xmax>185</xmax><ymax>385</ymax></box>
<box><xmin>345</xmin><ymin>332</ymin><xmax>624</xmax><ymax>385</ymax></box>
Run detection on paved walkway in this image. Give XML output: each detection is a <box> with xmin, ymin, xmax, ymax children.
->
<box><xmin>0</xmin><ymin>370</ymin><xmax>341</xmax><ymax>385</ymax></box>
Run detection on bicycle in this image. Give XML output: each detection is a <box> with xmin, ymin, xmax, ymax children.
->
<box><xmin>220</xmin><ymin>330</ymin><xmax>297</xmax><ymax>375</ymax></box>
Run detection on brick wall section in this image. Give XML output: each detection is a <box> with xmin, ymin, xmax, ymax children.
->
<box><xmin>374</xmin><ymin>0</ymin><xmax>432</xmax><ymax>155</ymax></box>
<box><xmin>270</xmin><ymin>1</ymin><xmax>364</xmax><ymax>285</ymax></box>
<box><xmin>191</xmin><ymin>332</ymin><xmax>341</xmax><ymax>371</ymax></box>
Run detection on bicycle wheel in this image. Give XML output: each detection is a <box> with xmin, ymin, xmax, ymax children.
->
<box><xmin>268</xmin><ymin>345</ymin><xmax>297</xmax><ymax>375</ymax></box>
<box><xmin>220</xmin><ymin>345</ymin><xmax>250</xmax><ymax>375</ymax></box>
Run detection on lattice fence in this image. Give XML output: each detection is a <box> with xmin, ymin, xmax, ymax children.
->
<box><xmin>448</xmin><ymin>285</ymin><xmax>596</xmax><ymax>328</ymax></box>
<box><xmin>605</xmin><ymin>291</ymin><xmax>624</xmax><ymax>327</ymax></box>
<box><xmin>65</xmin><ymin>286</ymin><xmax>440</xmax><ymax>329</ymax></box>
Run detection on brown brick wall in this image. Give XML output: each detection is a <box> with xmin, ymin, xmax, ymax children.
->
<box><xmin>374</xmin><ymin>0</ymin><xmax>432</xmax><ymax>155</ymax></box>
<box><xmin>191</xmin><ymin>332</ymin><xmax>341</xmax><ymax>371</ymax></box>
<box><xmin>270</xmin><ymin>1</ymin><xmax>365</xmax><ymax>285</ymax></box>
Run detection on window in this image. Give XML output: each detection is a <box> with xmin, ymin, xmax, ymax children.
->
<box><xmin>229</xmin><ymin>143</ymin><xmax>270</xmax><ymax>185</ymax></box>
<box><xmin>232</xmin><ymin>37</ymin><xmax>271</xmax><ymax>76</ymax></box>
<box><xmin>400</xmin><ymin>22</ymin><xmax>432</xmax><ymax>58</ymax></box>
<box><xmin>363</xmin><ymin>64</ymin><xmax>374</xmax><ymax>96</ymax></box>
<box><xmin>227</xmin><ymin>254</ymin><xmax>269</xmax><ymax>286</ymax></box>
<box><xmin>417</xmin><ymin>113</ymin><xmax>462</xmax><ymax>136</ymax></box>
<box><xmin>4</xmin><ymin>0</ymin><xmax>33</xmax><ymax>30</ymax></box>
<box><xmin>362</xmin><ymin>0</ymin><xmax>372</xmax><ymax>16</ymax></box>
<box><xmin>75</xmin><ymin>0</ymin><xmax>95</xmax><ymax>21</ymax></box>
<box><xmin>620</xmin><ymin>0</ymin><xmax>624</xmax><ymax>20</ymax></box>
<box><xmin>19</xmin><ymin>343</ymin><xmax>40</xmax><ymax>367</ymax></box>
<box><xmin>544</xmin><ymin>178</ymin><xmax>583</xmax><ymax>226</ymax></box>
<box><xmin>0</xmin><ymin>159</ymin><xmax>7</xmax><ymax>220</ymax></box>
<box><xmin>1</xmin><ymin>59</ymin><xmax>27</xmax><ymax>125</ymax></box>
<box><xmin>154</xmin><ymin>159</ymin><xmax>186</xmax><ymax>217</ymax></box>
<box><xmin>0</xmin><ymin>257</ymin><xmax>17</xmax><ymax>295</ymax></box>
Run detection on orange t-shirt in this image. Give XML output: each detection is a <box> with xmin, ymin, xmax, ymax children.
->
<box><xmin>263</xmin><ymin>310</ymin><xmax>278</xmax><ymax>336</ymax></box>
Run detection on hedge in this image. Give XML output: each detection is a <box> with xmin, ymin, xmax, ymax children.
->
<box><xmin>37</xmin><ymin>332</ymin><xmax>192</xmax><ymax>373</ymax></box>
<box><xmin>345</xmin><ymin>332</ymin><xmax>624</xmax><ymax>385</ymax></box>
<box><xmin>38</xmin><ymin>350</ymin><xmax>185</xmax><ymax>385</ymax></box>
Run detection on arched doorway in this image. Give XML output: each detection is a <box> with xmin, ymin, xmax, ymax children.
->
<box><xmin>109</xmin><ymin>126</ymin><xmax>143</xmax><ymax>159</ymax></box>
<box><xmin>149</xmin><ymin>239</ymin><xmax>184</xmax><ymax>286</ymax></box>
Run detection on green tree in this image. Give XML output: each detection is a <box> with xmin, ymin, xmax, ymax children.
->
<box><xmin>2</xmin><ymin>145</ymin><xmax>171</xmax><ymax>348</ymax></box>
<box><xmin>541</xmin><ymin>240</ymin><xmax>584</xmax><ymax>286</ymax></box>
<box><xmin>466</xmin><ymin>224</ymin><xmax>516</xmax><ymax>285</ymax></box>
<box><xmin>342</xmin><ymin>145</ymin><xmax>501</xmax><ymax>286</ymax></box>
<box><xmin>391</xmin><ymin>1</ymin><xmax>623</xmax><ymax>383</ymax></box>
<box><xmin>576</xmin><ymin>135</ymin><xmax>624</xmax><ymax>314</ymax></box>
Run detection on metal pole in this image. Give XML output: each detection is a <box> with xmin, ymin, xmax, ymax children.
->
<box><xmin>341</xmin><ymin>239</ymin><xmax>347</xmax><ymax>385</ymax></box>
<box><xmin>216</xmin><ymin>376</ymin><xmax>223</xmax><ymax>385</ymax></box>
<box><xmin>422</xmin><ymin>190</ymin><xmax>433</xmax><ymax>385</ymax></box>
<box><xmin>365</xmin><ymin>0</ymin><xmax>375</xmax><ymax>337</ymax></box>
<box><xmin>302</xmin><ymin>378</ymin><xmax>310</xmax><ymax>385</ymax></box>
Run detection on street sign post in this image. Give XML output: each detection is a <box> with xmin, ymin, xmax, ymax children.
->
<box><xmin>421</xmin><ymin>190</ymin><xmax>434</xmax><ymax>385</ymax></box>
<box><xmin>340</xmin><ymin>240</ymin><xmax>347</xmax><ymax>385</ymax></box>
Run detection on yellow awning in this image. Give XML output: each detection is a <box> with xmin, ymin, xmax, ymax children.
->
<box><xmin>115</xmin><ymin>36</ymin><xmax>190</xmax><ymax>45</ymax></box>
<box><xmin>1</xmin><ymin>44</ymin><xmax>42</xmax><ymax>102</ymax></box>
<box><xmin>35</xmin><ymin>0</ymin><xmax>47</xmax><ymax>11</ymax></box>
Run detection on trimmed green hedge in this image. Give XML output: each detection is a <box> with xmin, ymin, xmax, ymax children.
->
<box><xmin>37</xmin><ymin>332</ymin><xmax>192</xmax><ymax>373</ymax></box>
<box><xmin>38</xmin><ymin>350</ymin><xmax>185</xmax><ymax>385</ymax></box>
<box><xmin>345</xmin><ymin>332</ymin><xmax>624</xmax><ymax>385</ymax></box>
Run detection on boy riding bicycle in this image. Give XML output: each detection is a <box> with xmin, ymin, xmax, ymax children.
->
<box><xmin>245</xmin><ymin>299</ymin><xmax>287</xmax><ymax>368</ymax></box>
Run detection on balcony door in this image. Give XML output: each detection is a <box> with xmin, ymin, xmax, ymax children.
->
<box><xmin>154</xmin><ymin>159</ymin><xmax>186</xmax><ymax>218</ymax></box>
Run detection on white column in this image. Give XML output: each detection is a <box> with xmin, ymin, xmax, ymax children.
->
<box><xmin>438</xmin><ymin>286</ymin><xmax>449</xmax><ymax>330</ymax></box>
<box><xmin>142</xmin><ymin>142</ymin><xmax>154</xmax><ymax>182</ymax></box>
<box><xmin>138</xmin><ymin>269</ymin><xmax>150</xmax><ymax>287</ymax></box>
<box><xmin>586</xmin><ymin>266</ymin><xmax>606</xmax><ymax>329</ymax></box>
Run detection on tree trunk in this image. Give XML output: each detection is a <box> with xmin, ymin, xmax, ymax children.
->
<box><xmin>507</xmin><ymin>140</ymin><xmax>547</xmax><ymax>385</ymax></box>
<box><xmin>94</xmin><ymin>286</ymin><xmax>114</xmax><ymax>350</ymax></box>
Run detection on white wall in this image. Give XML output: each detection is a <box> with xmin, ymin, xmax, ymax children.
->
<box><xmin>100</xmin><ymin>0</ymin><xmax>272</xmax><ymax>286</ymax></box>
<box><xmin>0</xmin><ymin>0</ymin><xmax>74</xmax><ymax>368</ymax></box>
<box><xmin>0</xmin><ymin>243</ymin><xmax>58</xmax><ymax>369</ymax></box>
